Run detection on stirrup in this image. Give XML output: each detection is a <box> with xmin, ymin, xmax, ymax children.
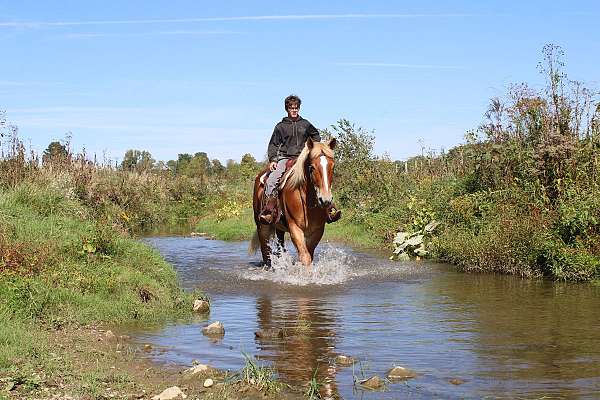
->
<box><xmin>326</xmin><ymin>207</ymin><xmax>341</xmax><ymax>224</ymax></box>
<box><xmin>259</xmin><ymin>193</ymin><xmax>279</xmax><ymax>225</ymax></box>
<box><xmin>259</xmin><ymin>213</ymin><xmax>274</xmax><ymax>225</ymax></box>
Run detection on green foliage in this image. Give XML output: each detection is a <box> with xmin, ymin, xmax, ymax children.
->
<box><xmin>391</xmin><ymin>220</ymin><xmax>439</xmax><ymax>261</ymax></box>
<box><xmin>554</xmin><ymin>191</ymin><xmax>600</xmax><ymax>245</ymax></box>
<box><xmin>536</xmin><ymin>239</ymin><xmax>600</xmax><ymax>281</ymax></box>
<box><xmin>214</xmin><ymin>200</ymin><xmax>244</xmax><ymax>222</ymax></box>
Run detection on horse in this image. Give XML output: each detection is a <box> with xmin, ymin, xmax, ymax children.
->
<box><xmin>249</xmin><ymin>138</ymin><xmax>337</xmax><ymax>269</ymax></box>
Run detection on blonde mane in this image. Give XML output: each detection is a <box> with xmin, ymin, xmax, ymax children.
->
<box><xmin>286</xmin><ymin>141</ymin><xmax>334</xmax><ymax>189</ymax></box>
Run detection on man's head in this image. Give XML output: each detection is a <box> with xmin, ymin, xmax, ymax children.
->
<box><xmin>284</xmin><ymin>94</ymin><xmax>301</xmax><ymax>119</ymax></box>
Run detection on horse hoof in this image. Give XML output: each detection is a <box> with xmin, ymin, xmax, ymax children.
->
<box><xmin>260</xmin><ymin>261</ymin><xmax>272</xmax><ymax>270</ymax></box>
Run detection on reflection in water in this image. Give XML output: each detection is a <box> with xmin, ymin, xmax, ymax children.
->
<box><xmin>133</xmin><ymin>236</ymin><xmax>600</xmax><ymax>399</ymax></box>
<box><xmin>255</xmin><ymin>296</ymin><xmax>339</xmax><ymax>398</ymax></box>
<box><xmin>428</xmin><ymin>274</ymin><xmax>600</xmax><ymax>398</ymax></box>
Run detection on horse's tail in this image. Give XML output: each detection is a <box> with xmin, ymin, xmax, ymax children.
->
<box><xmin>248</xmin><ymin>230</ymin><xmax>261</xmax><ymax>255</ymax></box>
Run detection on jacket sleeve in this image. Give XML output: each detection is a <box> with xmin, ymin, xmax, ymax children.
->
<box><xmin>267</xmin><ymin>125</ymin><xmax>282</xmax><ymax>162</ymax></box>
<box><xmin>306</xmin><ymin>122</ymin><xmax>321</xmax><ymax>142</ymax></box>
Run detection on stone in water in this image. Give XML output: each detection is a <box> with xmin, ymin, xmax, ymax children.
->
<box><xmin>202</xmin><ymin>321</ymin><xmax>225</xmax><ymax>336</ymax></box>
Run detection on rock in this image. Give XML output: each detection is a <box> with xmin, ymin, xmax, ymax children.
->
<box><xmin>359</xmin><ymin>376</ymin><xmax>385</xmax><ymax>390</ymax></box>
<box><xmin>386</xmin><ymin>366</ymin><xmax>417</xmax><ymax>380</ymax></box>
<box><xmin>193</xmin><ymin>299</ymin><xmax>210</xmax><ymax>313</ymax></box>
<box><xmin>449</xmin><ymin>378</ymin><xmax>465</xmax><ymax>385</ymax></box>
<box><xmin>203</xmin><ymin>378</ymin><xmax>214</xmax><ymax>388</ymax></box>
<box><xmin>184</xmin><ymin>364</ymin><xmax>209</xmax><ymax>375</ymax></box>
<box><xmin>105</xmin><ymin>330</ymin><xmax>116</xmax><ymax>340</ymax></box>
<box><xmin>151</xmin><ymin>386</ymin><xmax>187</xmax><ymax>400</ymax></box>
<box><xmin>119</xmin><ymin>335</ymin><xmax>131</xmax><ymax>341</ymax></box>
<box><xmin>335</xmin><ymin>355</ymin><xmax>355</xmax><ymax>366</ymax></box>
<box><xmin>143</xmin><ymin>344</ymin><xmax>153</xmax><ymax>352</ymax></box>
<box><xmin>202</xmin><ymin>321</ymin><xmax>225</xmax><ymax>336</ymax></box>
<box><xmin>254</xmin><ymin>328</ymin><xmax>284</xmax><ymax>338</ymax></box>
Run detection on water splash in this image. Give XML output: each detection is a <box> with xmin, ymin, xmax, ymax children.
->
<box><xmin>242</xmin><ymin>244</ymin><xmax>361</xmax><ymax>286</ymax></box>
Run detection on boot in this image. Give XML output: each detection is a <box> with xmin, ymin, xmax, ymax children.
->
<box><xmin>259</xmin><ymin>194</ymin><xmax>279</xmax><ymax>225</ymax></box>
<box><xmin>326</xmin><ymin>204</ymin><xmax>342</xmax><ymax>224</ymax></box>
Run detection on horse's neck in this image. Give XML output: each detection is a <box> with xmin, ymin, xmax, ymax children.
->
<box><xmin>302</xmin><ymin>168</ymin><xmax>319</xmax><ymax>208</ymax></box>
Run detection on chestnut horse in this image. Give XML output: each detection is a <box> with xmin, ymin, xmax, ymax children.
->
<box><xmin>249</xmin><ymin>138</ymin><xmax>337</xmax><ymax>269</ymax></box>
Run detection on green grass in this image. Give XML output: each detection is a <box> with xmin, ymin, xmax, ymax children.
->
<box><xmin>0</xmin><ymin>182</ymin><xmax>200</xmax><ymax>388</ymax></box>
<box><xmin>196</xmin><ymin>208</ymin><xmax>255</xmax><ymax>241</ymax></box>
<box><xmin>323</xmin><ymin>218</ymin><xmax>383</xmax><ymax>249</ymax></box>
<box><xmin>240</xmin><ymin>352</ymin><xmax>282</xmax><ymax>394</ymax></box>
<box><xmin>195</xmin><ymin>206</ymin><xmax>384</xmax><ymax>250</ymax></box>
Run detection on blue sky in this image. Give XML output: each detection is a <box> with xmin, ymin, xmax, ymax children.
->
<box><xmin>0</xmin><ymin>1</ymin><xmax>598</xmax><ymax>164</ymax></box>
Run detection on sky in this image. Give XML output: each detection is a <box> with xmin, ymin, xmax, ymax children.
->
<box><xmin>0</xmin><ymin>0</ymin><xmax>599</xmax><ymax>164</ymax></box>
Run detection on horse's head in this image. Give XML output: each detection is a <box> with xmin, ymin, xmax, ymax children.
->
<box><xmin>306</xmin><ymin>137</ymin><xmax>337</xmax><ymax>207</ymax></box>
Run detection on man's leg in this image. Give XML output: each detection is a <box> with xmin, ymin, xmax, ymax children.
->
<box><xmin>259</xmin><ymin>158</ymin><xmax>288</xmax><ymax>224</ymax></box>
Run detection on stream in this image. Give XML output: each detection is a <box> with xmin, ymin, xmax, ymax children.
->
<box><xmin>128</xmin><ymin>236</ymin><xmax>600</xmax><ymax>399</ymax></box>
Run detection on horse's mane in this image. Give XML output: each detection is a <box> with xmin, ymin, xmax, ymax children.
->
<box><xmin>286</xmin><ymin>141</ymin><xmax>334</xmax><ymax>189</ymax></box>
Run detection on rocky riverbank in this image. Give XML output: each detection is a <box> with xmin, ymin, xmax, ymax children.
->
<box><xmin>1</xmin><ymin>321</ymin><xmax>311</xmax><ymax>400</ymax></box>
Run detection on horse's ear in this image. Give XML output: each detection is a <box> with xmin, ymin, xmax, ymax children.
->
<box><xmin>328</xmin><ymin>138</ymin><xmax>337</xmax><ymax>150</ymax></box>
<box><xmin>306</xmin><ymin>137</ymin><xmax>314</xmax><ymax>149</ymax></box>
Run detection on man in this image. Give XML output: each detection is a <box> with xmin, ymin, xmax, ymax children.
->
<box><xmin>259</xmin><ymin>94</ymin><xmax>341</xmax><ymax>224</ymax></box>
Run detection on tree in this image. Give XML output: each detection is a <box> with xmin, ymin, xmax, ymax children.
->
<box><xmin>240</xmin><ymin>153</ymin><xmax>257</xmax><ymax>167</ymax></box>
<box><xmin>211</xmin><ymin>159</ymin><xmax>225</xmax><ymax>174</ymax></box>
<box><xmin>174</xmin><ymin>152</ymin><xmax>212</xmax><ymax>178</ymax></box>
<box><xmin>121</xmin><ymin>149</ymin><xmax>155</xmax><ymax>172</ymax></box>
<box><xmin>326</xmin><ymin>119</ymin><xmax>375</xmax><ymax>164</ymax></box>
<box><xmin>42</xmin><ymin>141</ymin><xmax>68</xmax><ymax>164</ymax></box>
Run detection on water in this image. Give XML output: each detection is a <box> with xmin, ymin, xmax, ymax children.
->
<box><xmin>130</xmin><ymin>236</ymin><xmax>600</xmax><ymax>399</ymax></box>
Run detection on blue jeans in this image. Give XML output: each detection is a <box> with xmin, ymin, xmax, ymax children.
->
<box><xmin>264</xmin><ymin>158</ymin><xmax>290</xmax><ymax>197</ymax></box>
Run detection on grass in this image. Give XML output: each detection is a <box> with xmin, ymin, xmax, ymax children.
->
<box><xmin>240</xmin><ymin>352</ymin><xmax>283</xmax><ymax>394</ymax></box>
<box><xmin>322</xmin><ymin>217</ymin><xmax>383</xmax><ymax>249</ymax></box>
<box><xmin>195</xmin><ymin>205</ymin><xmax>385</xmax><ymax>251</ymax></box>
<box><xmin>0</xmin><ymin>182</ymin><xmax>201</xmax><ymax>397</ymax></box>
<box><xmin>305</xmin><ymin>368</ymin><xmax>323</xmax><ymax>400</ymax></box>
<box><xmin>196</xmin><ymin>208</ymin><xmax>255</xmax><ymax>241</ymax></box>
<box><xmin>0</xmin><ymin>183</ymin><xmax>195</xmax><ymax>325</ymax></box>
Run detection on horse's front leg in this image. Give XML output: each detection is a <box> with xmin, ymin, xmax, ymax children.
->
<box><xmin>288</xmin><ymin>223</ymin><xmax>312</xmax><ymax>269</ymax></box>
<box><xmin>257</xmin><ymin>224</ymin><xmax>274</xmax><ymax>266</ymax></box>
<box><xmin>275</xmin><ymin>229</ymin><xmax>286</xmax><ymax>253</ymax></box>
<box><xmin>306</xmin><ymin>226</ymin><xmax>325</xmax><ymax>260</ymax></box>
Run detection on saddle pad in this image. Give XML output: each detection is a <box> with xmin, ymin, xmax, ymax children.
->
<box><xmin>259</xmin><ymin>158</ymin><xmax>297</xmax><ymax>188</ymax></box>
<box><xmin>259</xmin><ymin>169</ymin><xmax>293</xmax><ymax>189</ymax></box>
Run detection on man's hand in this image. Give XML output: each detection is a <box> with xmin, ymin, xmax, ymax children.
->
<box><xmin>269</xmin><ymin>161</ymin><xmax>277</xmax><ymax>171</ymax></box>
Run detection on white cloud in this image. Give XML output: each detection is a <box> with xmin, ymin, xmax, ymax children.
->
<box><xmin>336</xmin><ymin>62</ymin><xmax>467</xmax><ymax>70</ymax></box>
<box><xmin>0</xmin><ymin>13</ymin><xmax>475</xmax><ymax>28</ymax></box>
<box><xmin>0</xmin><ymin>80</ymin><xmax>63</xmax><ymax>87</ymax></box>
<box><xmin>61</xmin><ymin>30</ymin><xmax>242</xmax><ymax>39</ymax></box>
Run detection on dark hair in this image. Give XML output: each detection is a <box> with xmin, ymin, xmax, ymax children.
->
<box><xmin>284</xmin><ymin>94</ymin><xmax>301</xmax><ymax>110</ymax></box>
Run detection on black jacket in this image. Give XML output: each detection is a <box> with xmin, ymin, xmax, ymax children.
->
<box><xmin>267</xmin><ymin>116</ymin><xmax>321</xmax><ymax>161</ymax></box>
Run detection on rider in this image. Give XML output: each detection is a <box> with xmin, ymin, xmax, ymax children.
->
<box><xmin>258</xmin><ymin>94</ymin><xmax>342</xmax><ymax>225</ymax></box>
